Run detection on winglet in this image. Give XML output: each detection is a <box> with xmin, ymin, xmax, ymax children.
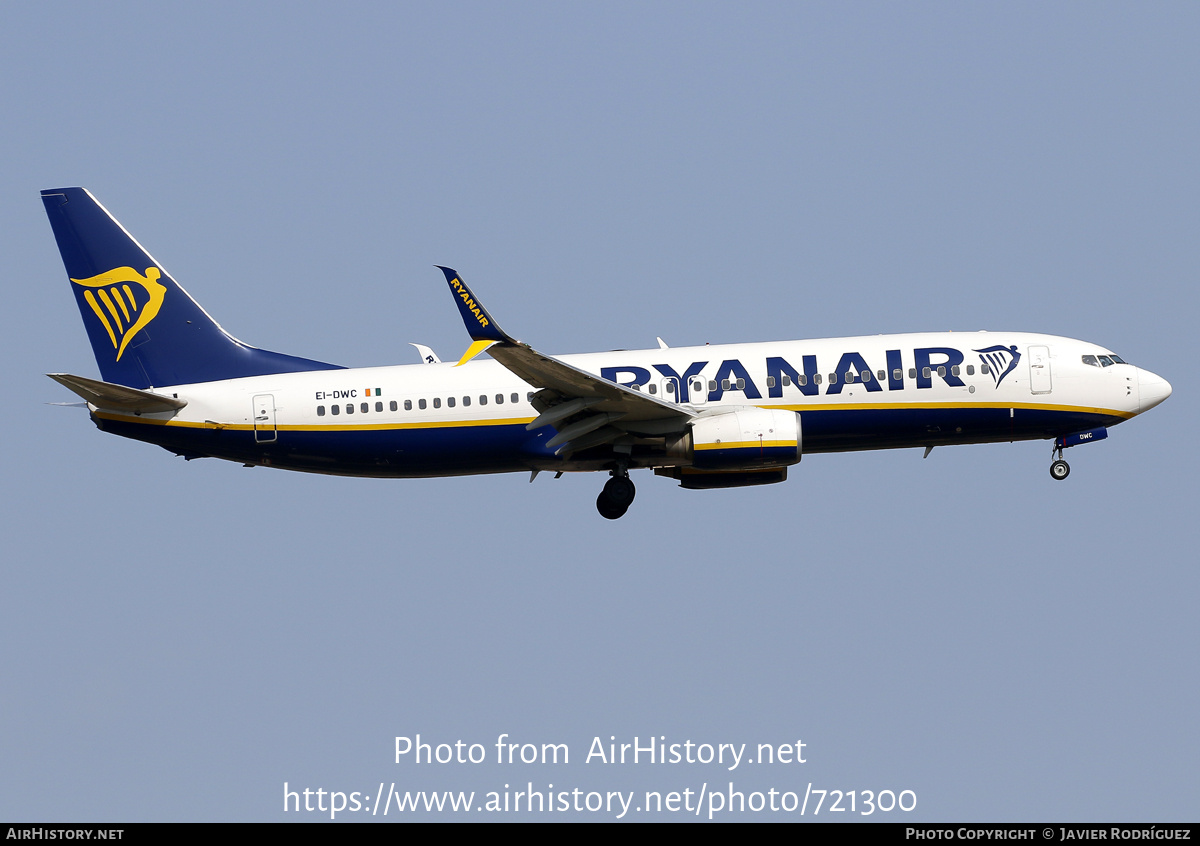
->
<box><xmin>409</xmin><ymin>343</ymin><xmax>441</xmax><ymax>364</ymax></box>
<box><xmin>437</xmin><ymin>266</ymin><xmax>511</xmax><ymax>343</ymax></box>
<box><xmin>437</xmin><ymin>266</ymin><xmax>516</xmax><ymax>365</ymax></box>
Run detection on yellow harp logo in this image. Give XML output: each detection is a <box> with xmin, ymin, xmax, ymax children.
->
<box><xmin>71</xmin><ymin>267</ymin><xmax>167</xmax><ymax>361</ymax></box>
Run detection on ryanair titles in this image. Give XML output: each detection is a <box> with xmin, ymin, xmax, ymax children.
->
<box><xmin>601</xmin><ymin>345</ymin><xmax>1021</xmax><ymax>403</ymax></box>
<box><xmin>448</xmin><ymin>276</ymin><xmax>490</xmax><ymax>332</ymax></box>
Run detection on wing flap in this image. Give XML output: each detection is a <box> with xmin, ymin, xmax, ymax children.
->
<box><xmin>488</xmin><ymin>343</ymin><xmax>686</xmax><ymax>423</ymax></box>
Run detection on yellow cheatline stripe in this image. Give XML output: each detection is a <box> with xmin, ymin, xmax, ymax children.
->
<box><xmin>96</xmin><ymin>288</ymin><xmax>124</xmax><ymax>333</ymax></box>
<box><xmin>455</xmin><ymin>339</ymin><xmax>496</xmax><ymax>367</ymax></box>
<box><xmin>83</xmin><ymin>290</ymin><xmax>118</xmax><ymax>348</ymax></box>
<box><xmin>694</xmin><ymin>440</ymin><xmax>797</xmax><ymax>451</ymax></box>
<box><xmin>93</xmin><ymin>411</ymin><xmax>537</xmax><ymax>431</ymax></box>
<box><xmin>94</xmin><ymin>401</ymin><xmax>1130</xmax><ymax>432</ymax></box>
<box><xmin>111</xmin><ymin>286</ymin><xmax>132</xmax><ymax>322</ymax></box>
<box><xmin>762</xmin><ymin>401</ymin><xmax>1135</xmax><ymax>420</ymax></box>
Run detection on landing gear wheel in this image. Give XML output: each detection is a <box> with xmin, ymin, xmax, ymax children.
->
<box><xmin>596</xmin><ymin>493</ymin><xmax>627</xmax><ymax>520</ymax></box>
<box><xmin>1050</xmin><ymin>459</ymin><xmax>1070</xmax><ymax>480</ymax></box>
<box><xmin>602</xmin><ymin>475</ymin><xmax>636</xmax><ymax>507</ymax></box>
<box><xmin>596</xmin><ymin>473</ymin><xmax>636</xmax><ymax>519</ymax></box>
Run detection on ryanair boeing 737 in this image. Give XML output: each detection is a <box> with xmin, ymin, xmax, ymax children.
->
<box><xmin>42</xmin><ymin>187</ymin><xmax>1172</xmax><ymax>518</ymax></box>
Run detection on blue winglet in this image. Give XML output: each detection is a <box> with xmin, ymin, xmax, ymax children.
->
<box><xmin>437</xmin><ymin>266</ymin><xmax>510</xmax><ymax>343</ymax></box>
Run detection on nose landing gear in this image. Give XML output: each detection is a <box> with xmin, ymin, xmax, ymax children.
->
<box><xmin>596</xmin><ymin>467</ymin><xmax>636</xmax><ymax>519</ymax></box>
<box><xmin>1049</xmin><ymin>442</ymin><xmax>1071</xmax><ymax>481</ymax></box>
<box><xmin>1048</xmin><ymin>428</ymin><xmax>1108</xmax><ymax>481</ymax></box>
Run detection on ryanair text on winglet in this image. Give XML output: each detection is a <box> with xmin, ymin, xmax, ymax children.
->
<box><xmin>449</xmin><ymin>277</ymin><xmax>490</xmax><ymax>331</ymax></box>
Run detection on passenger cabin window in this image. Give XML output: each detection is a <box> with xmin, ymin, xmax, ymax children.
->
<box><xmin>721</xmin><ymin>379</ymin><xmax>730</xmax><ymax>391</ymax></box>
<box><xmin>346</xmin><ymin>403</ymin><xmax>354</xmax><ymax>414</ymax></box>
<box><xmin>360</xmin><ymin>402</ymin><xmax>368</xmax><ymax>413</ymax></box>
<box><xmin>797</xmin><ymin>374</ymin><xmax>806</xmax><ymax>386</ymax></box>
<box><xmin>433</xmin><ymin>398</ymin><xmax>441</xmax><ymax>409</ymax></box>
<box><xmin>511</xmin><ymin>393</ymin><xmax>519</xmax><ymax>403</ymax></box>
<box><xmin>766</xmin><ymin>376</ymin><xmax>776</xmax><ymax>388</ymax></box>
<box><xmin>782</xmin><ymin>375</ymin><xmax>791</xmax><ymax>386</ymax></box>
<box><xmin>736</xmin><ymin>378</ymin><xmax>745</xmax><ymax>390</ymax></box>
<box><xmin>936</xmin><ymin>366</ymin><xmax>946</xmax><ymax>377</ymax></box>
<box><xmin>390</xmin><ymin>401</ymin><xmax>398</xmax><ymax>411</ymax></box>
<box><xmin>922</xmin><ymin>367</ymin><xmax>931</xmax><ymax>379</ymax></box>
<box><xmin>463</xmin><ymin>396</ymin><xmax>471</xmax><ymax>406</ymax></box>
<box><xmin>376</xmin><ymin>401</ymin><xmax>383</xmax><ymax>412</ymax></box>
<box><xmin>331</xmin><ymin>404</ymin><xmax>340</xmax><ymax>415</ymax></box>
<box><xmin>876</xmin><ymin>370</ymin><xmax>885</xmax><ymax>381</ymax></box>
<box><xmin>908</xmin><ymin>368</ymin><xmax>917</xmax><ymax>379</ymax></box>
<box><xmin>814</xmin><ymin>374</ymin><xmax>822</xmax><ymax>385</ymax></box>
<box><xmin>966</xmin><ymin>365</ymin><xmax>975</xmax><ymax>375</ymax></box>
<box><xmin>496</xmin><ymin>394</ymin><xmax>504</xmax><ymax>404</ymax></box>
<box><xmin>479</xmin><ymin>395</ymin><xmax>487</xmax><ymax>405</ymax></box>
<box><xmin>418</xmin><ymin>399</ymin><xmax>427</xmax><ymax>410</ymax></box>
<box><xmin>894</xmin><ymin>369</ymin><xmax>903</xmax><ymax>381</ymax></box>
<box><xmin>981</xmin><ymin>364</ymin><xmax>990</xmax><ymax>375</ymax></box>
<box><xmin>317</xmin><ymin>405</ymin><xmax>325</xmax><ymax>416</ymax></box>
<box><xmin>951</xmin><ymin>365</ymin><xmax>960</xmax><ymax>376</ymax></box>
<box><xmin>404</xmin><ymin>400</ymin><xmax>412</xmax><ymax>410</ymax></box>
<box><xmin>828</xmin><ymin>373</ymin><xmax>837</xmax><ymax>384</ymax></box>
<box><xmin>447</xmin><ymin>397</ymin><xmax>455</xmax><ymax>408</ymax></box>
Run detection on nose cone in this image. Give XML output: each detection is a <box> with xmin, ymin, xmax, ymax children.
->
<box><xmin>1138</xmin><ymin>368</ymin><xmax>1172</xmax><ymax>413</ymax></box>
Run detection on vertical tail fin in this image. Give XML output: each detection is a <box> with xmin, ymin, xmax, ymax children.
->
<box><xmin>42</xmin><ymin>187</ymin><xmax>343</xmax><ymax>388</ymax></box>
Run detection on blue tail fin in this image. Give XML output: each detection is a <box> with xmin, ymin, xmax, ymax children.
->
<box><xmin>41</xmin><ymin>187</ymin><xmax>344</xmax><ymax>388</ymax></box>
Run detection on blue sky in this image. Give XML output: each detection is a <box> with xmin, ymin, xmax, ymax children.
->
<box><xmin>2</xmin><ymin>2</ymin><xmax>1196</xmax><ymax>821</ymax></box>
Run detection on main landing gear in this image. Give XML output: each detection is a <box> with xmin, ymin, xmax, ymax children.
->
<box><xmin>596</xmin><ymin>467</ymin><xmax>636</xmax><ymax>519</ymax></box>
<box><xmin>1050</xmin><ymin>444</ymin><xmax>1070</xmax><ymax>481</ymax></box>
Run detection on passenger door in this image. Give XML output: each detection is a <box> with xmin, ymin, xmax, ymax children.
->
<box><xmin>1028</xmin><ymin>346</ymin><xmax>1052</xmax><ymax>394</ymax></box>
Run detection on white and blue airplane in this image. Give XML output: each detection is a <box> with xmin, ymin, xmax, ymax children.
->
<box><xmin>43</xmin><ymin>187</ymin><xmax>1172</xmax><ymax>518</ymax></box>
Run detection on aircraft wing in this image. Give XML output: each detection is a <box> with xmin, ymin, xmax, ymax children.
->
<box><xmin>437</xmin><ymin>267</ymin><xmax>690</xmax><ymax>453</ymax></box>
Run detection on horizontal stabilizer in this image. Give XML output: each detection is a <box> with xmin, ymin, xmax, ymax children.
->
<box><xmin>47</xmin><ymin>373</ymin><xmax>187</xmax><ymax>413</ymax></box>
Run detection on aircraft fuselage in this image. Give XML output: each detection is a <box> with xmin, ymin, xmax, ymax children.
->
<box><xmin>91</xmin><ymin>331</ymin><xmax>1160</xmax><ymax>477</ymax></box>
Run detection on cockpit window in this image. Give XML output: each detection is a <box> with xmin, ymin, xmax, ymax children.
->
<box><xmin>1082</xmin><ymin>355</ymin><xmax>1099</xmax><ymax>367</ymax></box>
<box><xmin>1098</xmin><ymin>355</ymin><xmax>1115</xmax><ymax>367</ymax></box>
<box><xmin>1109</xmin><ymin>354</ymin><xmax>1126</xmax><ymax>364</ymax></box>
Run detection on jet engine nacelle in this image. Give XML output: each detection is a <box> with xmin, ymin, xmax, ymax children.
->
<box><xmin>666</xmin><ymin>407</ymin><xmax>802</xmax><ymax>471</ymax></box>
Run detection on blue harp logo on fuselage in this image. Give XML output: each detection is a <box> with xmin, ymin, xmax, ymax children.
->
<box><xmin>974</xmin><ymin>344</ymin><xmax>1021</xmax><ymax>388</ymax></box>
